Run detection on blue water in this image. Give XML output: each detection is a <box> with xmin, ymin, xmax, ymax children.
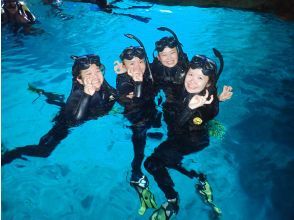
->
<box><xmin>2</xmin><ymin>1</ymin><xmax>294</xmax><ymax>219</ymax></box>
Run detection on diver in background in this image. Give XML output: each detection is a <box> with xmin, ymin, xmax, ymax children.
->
<box><xmin>1</xmin><ymin>0</ymin><xmax>35</xmax><ymax>25</ymax></box>
<box><xmin>69</xmin><ymin>0</ymin><xmax>152</xmax><ymax>23</ymax></box>
<box><xmin>145</xmin><ymin>54</ymin><xmax>223</xmax><ymax>219</ymax></box>
<box><xmin>2</xmin><ymin>54</ymin><xmax>116</xmax><ymax>166</ymax></box>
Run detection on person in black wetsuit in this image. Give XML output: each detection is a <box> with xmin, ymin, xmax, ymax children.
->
<box><xmin>1</xmin><ymin>0</ymin><xmax>35</xmax><ymax>25</ymax></box>
<box><xmin>65</xmin><ymin>0</ymin><xmax>151</xmax><ymax>23</ymax></box>
<box><xmin>152</xmin><ymin>30</ymin><xmax>233</xmax><ymax>136</ymax></box>
<box><xmin>115</xmin><ymin>46</ymin><xmax>161</xmax><ymax>186</ymax></box>
<box><xmin>1</xmin><ymin>54</ymin><xmax>116</xmax><ymax>166</ymax></box>
<box><xmin>145</xmin><ymin>54</ymin><xmax>222</xmax><ymax>219</ymax></box>
<box><xmin>151</xmin><ymin>34</ymin><xmax>190</xmax><ymax>137</ymax></box>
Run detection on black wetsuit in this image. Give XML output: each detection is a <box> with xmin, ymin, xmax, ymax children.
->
<box><xmin>2</xmin><ymin>2</ymin><xmax>35</xmax><ymax>25</ymax></box>
<box><xmin>1</xmin><ymin>80</ymin><xmax>116</xmax><ymax>166</ymax></box>
<box><xmin>151</xmin><ymin>55</ymin><xmax>189</xmax><ymax>136</ymax></box>
<box><xmin>116</xmin><ymin>72</ymin><xmax>160</xmax><ymax>180</ymax></box>
<box><xmin>144</xmin><ymin>88</ymin><xmax>219</xmax><ymax>200</ymax></box>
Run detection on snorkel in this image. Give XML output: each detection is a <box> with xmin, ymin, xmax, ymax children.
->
<box><xmin>212</xmin><ymin>48</ymin><xmax>224</xmax><ymax>82</ymax></box>
<box><xmin>124</xmin><ymin>33</ymin><xmax>154</xmax><ymax>83</ymax></box>
<box><xmin>157</xmin><ymin>26</ymin><xmax>189</xmax><ymax>69</ymax></box>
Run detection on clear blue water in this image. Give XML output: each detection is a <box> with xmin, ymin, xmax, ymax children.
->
<box><xmin>2</xmin><ymin>1</ymin><xmax>294</xmax><ymax>219</ymax></box>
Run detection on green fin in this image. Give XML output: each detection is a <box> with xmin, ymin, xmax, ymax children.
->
<box><xmin>150</xmin><ymin>206</ymin><xmax>167</xmax><ymax>220</ymax></box>
<box><xmin>138</xmin><ymin>196</ymin><xmax>147</xmax><ymax>215</ymax></box>
<box><xmin>135</xmin><ymin>187</ymin><xmax>158</xmax><ymax>215</ymax></box>
<box><xmin>196</xmin><ymin>180</ymin><xmax>222</xmax><ymax>216</ymax></box>
<box><xmin>28</xmin><ymin>83</ymin><xmax>44</xmax><ymax>94</ymax></box>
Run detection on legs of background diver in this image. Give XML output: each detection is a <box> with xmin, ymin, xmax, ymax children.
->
<box><xmin>1</xmin><ymin>123</ymin><xmax>69</xmax><ymax>166</ymax></box>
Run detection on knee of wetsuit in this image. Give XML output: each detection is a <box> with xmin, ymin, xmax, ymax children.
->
<box><xmin>144</xmin><ymin>156</ymin><xmax>164</xmax><ymax>174</ymax></box>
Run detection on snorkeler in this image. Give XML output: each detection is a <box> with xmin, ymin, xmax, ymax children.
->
<box><xmin>66</xmin><ymin>0</ymin><xmax>152</xmax><ymax>23</ymax></box>
<box><xmin>152</xmin><ymin>27</ymin><xmax>233</xmax><ymax>136</ymax></box>
<box><xmin>145</xmin><ymin>53</ymin><xmax>224</xmax><ymax>219</ymax></box>
<box><xmin>1</xmin><ymin>54</ymin><xmax>116</xmax><ymax>166</ymax></box>
<box><xmin>1</xmin><ymin>0</ymin><xmax>36</xmax><ymax>25</ymax></box>
<box><xmin>1</xmin><ymin>0</ymin><xmax>35</xmax><ymax>24</ymax></box>
<box><xmin>114</xmin><ymin>36</ymin><xmax>162</xmax><ymax>215</ymax></box>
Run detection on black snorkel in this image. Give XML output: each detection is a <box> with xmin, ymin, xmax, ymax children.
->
<box><xmin>212</xmin><ymin>48</ymin><xmax>224</xmax><ymax>82</ymax></box>
<box><xmin>124</xmin><ymin>33</ymin><xmax>154</xmax><ymax>83</ymax></box>
<box><xmin>157</xmin><ymin>26</ymin><xmax>189</xmax><ymax>69</ymax></box>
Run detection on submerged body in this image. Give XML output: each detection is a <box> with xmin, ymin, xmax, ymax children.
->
<box><xmin>2</xmin><ymin>55</ymin><xmax>116</xmax><ymax>166</ymax></box>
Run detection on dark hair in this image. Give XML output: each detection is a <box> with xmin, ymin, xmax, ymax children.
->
<box><xmin>119</xmin><ymin>46</ymin><xmax>146</xmax><ymax>61</ymax></box>
<box><xmin>155</xmin><ymin>36</ymin><xmax>178</xmax><ymax>52</ymax></box>
<box><xmin>71</xmin><ymin>54</ymin><xmax>102</xmax><ymax>78</ymax></box>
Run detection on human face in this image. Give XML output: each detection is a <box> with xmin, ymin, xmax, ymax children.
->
<box><xmin>78</xmin><ymin>64</ymin><xmax>104</xmax><ymax>91</ymax></box>
<box><xmin>123</xmin><ymin>57</ymin><xmax>146</xmax><ymax>78</ymax></box>
<box><xmin>5</xmin><ymin>0</ymin><xmax>18</xmax><ymax>13</ymax></box>
<box><xmin>184</xmin><ymin>68</ymin><xmax>210</xmax><ymax>94</ymax></box>
<box><xmin>158</xmin><ymin>47</ymin><xmax>179</xmax><ymax>68</ymax></box>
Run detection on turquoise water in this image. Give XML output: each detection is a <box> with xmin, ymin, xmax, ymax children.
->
<box><xmin>2</xmin><ymin>1</ymin><xmax>294</xmax><ymax>219</ymax></box>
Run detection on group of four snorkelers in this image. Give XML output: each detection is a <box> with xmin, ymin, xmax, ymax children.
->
<box><xmin>2</xmin><ymin>26</ymin><xmax>233</xmax><ymax>219</ymax></box>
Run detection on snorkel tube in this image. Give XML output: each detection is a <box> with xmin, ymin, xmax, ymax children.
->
<box><xmin>157</xmin><ymin>26</ymin><xmax>189</xmax><ymax>69</ymax></box>
<box><xmin>212</xmin><ymin>48</ymin><xmax>224</xmax><ymax>82</ymax></box>
<box><xmin>124</xmin><ymin>33</ymin><xmax>154</xmax><ymax>83</ymax></box>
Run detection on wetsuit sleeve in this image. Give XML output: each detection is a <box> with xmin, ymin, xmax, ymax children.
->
<box><xmin>63</xmin><ymin>88</ymin><xmax>92</xmax><ymax>122</ymax></box>
<box><xmin>150</xmin><ymin>61</ymin><xmax>161</xmax><ymax>96</ymax></box>
<box><xmin>116</xmin><ymin>75</ymin><xmax>135</xmax><ymax>106</ymax></box>
<box><xmin>102</xmin><ymin>80</ymin><xmax>117</xmax><ymax>100</ymax></box>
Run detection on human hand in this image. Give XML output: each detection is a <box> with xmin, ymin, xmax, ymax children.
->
<box><xmin>83</xmin><ymin>76</ymin><xmax>97</xmax><ymax>96</ymax></box>
<box><xmin>126</xmin><ymin>92</ymin><xmax>134</xmax><ymax>99</ymax></box>
<box><xmin>114</xmin><ymin>61</ymin><xmax>127</xmax><ymax>74</ymax></box>
<box><xmin>188</xmin><ymin>90</ymin><xmax>214</xmax><ymax>109</ymax></box>
<box><xmin>218</xmin><ymin>85</ymin><xmax>233</xmax><ymax>102</ymax></box>
<box><xmin>127</xmin><ymin>66</ymin><xmax>143</xmax><ymax>82</ymax></box>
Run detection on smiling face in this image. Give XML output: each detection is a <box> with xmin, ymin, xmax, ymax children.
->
<box><xmin>184</xmin><ymin>68</ymin><xmax>210</xmax><ymax>94</ymax></box>
<box><xmin>157</xmin><ymin>47</ymin><xmax>179</xmax><ymax>68</ymax></box>
<box><xmin>78</xmin><ymin>64</ymin><xmax>104</xmax><ymax>91</ymax></box>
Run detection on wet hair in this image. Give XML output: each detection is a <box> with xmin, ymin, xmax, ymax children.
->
<box><xmin>119</xmin><ymin>46</ymin><xmax>146</xmax><ymax>61</ymax></box>
<box><xmin>71</xmin><ymin>54</ymin><xmax>102</xmax><ymax>78</ymax></box>
<box><xmin>155</xmin><ymin>36</ymin><xmax>179</xmax><ymax>52</ymax></box>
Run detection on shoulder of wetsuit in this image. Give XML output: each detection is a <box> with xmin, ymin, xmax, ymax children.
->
<box><xmin>101</xmin><ymin>80</ymin><xmax>117</xmax><ymax>98</ymax></box>
<box><xmin>178</xmin><ymin>52</ymin><xmax>189</xmax><ymax>71</ymax></box>
<box><xmin>117</xmin><ymin>73</ymin><xmax>133</xmax><ymax>84</ymax></box>
<box><xmin>151</xmin><ymin>58</ymin><xmax>165</xmax><ymax>80</ymax></box>
<box><xmin>151</xmin><ymin>58</ymin><xmax>163</xmax><ymax>70</ymax></box>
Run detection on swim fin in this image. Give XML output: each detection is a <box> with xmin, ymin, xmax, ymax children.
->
<box><xmin>132</xmin><ymin>185</ymin><xmax>158</xmax><ymax>215</ymax></box>
<box><xmin>150</xmin><ymin>199</ymin><xmax>178</xmax><ymax>220</ymax></box>
<box><xmin>196</xmin><ymin>179</ymin><xmax>222</xmax><ymax>216</ymax></box>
